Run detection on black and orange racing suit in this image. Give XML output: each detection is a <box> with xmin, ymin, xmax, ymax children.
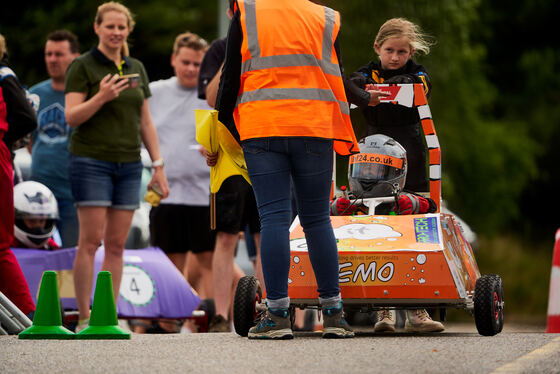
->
<box><xmin>350</xmin><ymin>60</ymin><xmax>431</xmax><ymax>193</ymax></box>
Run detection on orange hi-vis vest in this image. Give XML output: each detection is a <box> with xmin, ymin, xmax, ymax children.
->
<box><xmin>234</xmin><ymin>0</ymin><xmax>359</xmax><ymax>155</ymax></box>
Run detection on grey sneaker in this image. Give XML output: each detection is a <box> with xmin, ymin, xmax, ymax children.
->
<box><xmin>322</xmin><ymin>304</ymin><xmax>355</xmax><ymax>339</ymax></box>
<box><xmin>248</xmin><ymin>308</ymin><xmax>293</xmax><ymax>340</ymax></box>
<box><xmin>404</xmin><ymin>309</ymin><xmax>445</xmax><ymax>333</ymax></box>
<box><xmin>374</xmin><ymin>309</ymin><xmax>396</xmax><ymax>333</ymax></box>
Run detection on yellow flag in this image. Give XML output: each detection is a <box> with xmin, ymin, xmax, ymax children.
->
<box><xmin>195</xmin><ymin>109</ymin><xmax>250</xmax><ymax>193</ymax></box>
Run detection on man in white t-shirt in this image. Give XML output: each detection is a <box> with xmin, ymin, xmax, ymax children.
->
<box><xmin>146</xmin><ymin>33</ymin><xmax>215</xmax><ymax>330</ymax></box>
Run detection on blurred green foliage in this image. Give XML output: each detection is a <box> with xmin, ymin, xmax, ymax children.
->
<box><xmin>1</xmin><ymin>0</ymin><xmax>558</xmax><ymax>240</ymax></box>
<box><xmin>0</xmin><ymin>0</ymin><xmax>219</xmax><ymax>84</ymax></box>
<box><xmin>447</xmin><ymin>235</ymin><xmax>552</xmax><ymax>323</ymax></box>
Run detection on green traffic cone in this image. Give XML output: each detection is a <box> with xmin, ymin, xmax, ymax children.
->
<box><xmin>18</xmin><ymin>271</ymin><xmax>75</xmax><ymax>339</ymax></box>
<box><xmin>76</xmin><ymin>271</ymin><xmax>130</xmax><ymax>339</ymax></box>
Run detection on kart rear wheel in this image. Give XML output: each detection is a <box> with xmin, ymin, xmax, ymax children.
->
<box><xmin>233</xmin><ymin>276</ymin><xmax>262</xmax><ymax>337</ymax></box>
<box><xmin>474</xmin><ymin>274</ymin><xmax>504</xmax><ymax>336</ymax></box>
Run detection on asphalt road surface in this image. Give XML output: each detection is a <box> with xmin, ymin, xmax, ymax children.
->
<box><xmin>2</xmin><ymin>323</ymin><xmax>559</xmax><ymax>374</ymax></box>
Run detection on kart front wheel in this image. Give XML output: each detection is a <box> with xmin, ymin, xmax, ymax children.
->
<box><xmin>474</xmin><ymin>274</ymin><xmax>504</xmax><ymax>336</ymax></box>
<box><xmin>233</xmin><ymin>276</ymin><xmax>262</xmax><ymax>337</ymax></box>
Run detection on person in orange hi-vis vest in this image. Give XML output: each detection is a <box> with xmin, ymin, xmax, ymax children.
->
<box><xmin>215</xmin><ymin>0</ymin><xmax>389</xmax><ymax>340</ymax></box>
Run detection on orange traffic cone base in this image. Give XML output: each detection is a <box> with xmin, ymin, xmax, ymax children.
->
<box><xmin>547</xmin><ymin>316</ymin><xmax>560</xmax><ymax>333</ymax></box>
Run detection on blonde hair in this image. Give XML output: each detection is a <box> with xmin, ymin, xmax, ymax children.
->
<box><xmin>0</xmin><ymin>34</ymin><xmax>5</xmax><ymax>60</ymax></box>
<box><xmin>95</xmin><ymin>2</ymin><xmax>135</xmax><ymax>57</ymax></box>
<box><xmin>173</xmin><ymin>32</ymin><xmax>208</xmax><ymax>55</ymax></box>
<box><xmin>374</xmin><ymin>18</ymin><xmax>434</xmax><ymax>55</ymax></box>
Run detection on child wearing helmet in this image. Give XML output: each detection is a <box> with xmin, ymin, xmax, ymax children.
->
<box><xmin>331</xmin><ymin>134</ymin><xmax>444</xmax><ymax>333</ymax></box>
<box><xmin>12</xmin><ymin>181</ymin><xmax>60</xmax><ymax>250</ymax></box>
<box><xmin>333</xmin><ymin>134</ymin><xmax>436</xmax><ymax>216</ymax></box>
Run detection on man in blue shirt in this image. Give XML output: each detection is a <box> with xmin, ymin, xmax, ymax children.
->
<box><xmin>29</xmin><ymin>30</ymin><xmax>80</xmax><ymax>248</ymax></box>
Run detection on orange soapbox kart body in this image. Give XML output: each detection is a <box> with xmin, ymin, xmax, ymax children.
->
<box><xmin>233</xmin><ymin>84</ymin><xmax>504</xmax><ymax>337</ymax></box>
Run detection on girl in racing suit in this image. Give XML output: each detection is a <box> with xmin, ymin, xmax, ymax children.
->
<box><xmin>350</xmin><ymin>18</ymin><xmax>434</xmax><ymax>193</ymax></box>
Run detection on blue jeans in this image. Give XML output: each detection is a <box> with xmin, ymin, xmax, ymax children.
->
<box><xmin>242</xmin><ymin>137</ymin><xmax>340</xmax><ymax>301</ymax></box>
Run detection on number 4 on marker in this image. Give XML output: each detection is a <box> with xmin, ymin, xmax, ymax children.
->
<box><xmin>130</xmin><ymin>277</ymin><xmax>140</xmax><ymax>294</ymax></box>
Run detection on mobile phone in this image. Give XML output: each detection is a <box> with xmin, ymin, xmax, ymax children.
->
<box><xmin>119</xmin><ymin>73</ymin><xmax>140</xmax><ymax>88</ymax></box>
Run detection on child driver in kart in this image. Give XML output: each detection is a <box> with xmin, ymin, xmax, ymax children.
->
<box><xmin>12</xmin><ymin>181</ymin><xmax>60</xmax><ymax>250</ymax></box>
<box><xmin>330</xmin><ymin>134</ymin><xmax>444</xmax><ymax>333</ymax></box>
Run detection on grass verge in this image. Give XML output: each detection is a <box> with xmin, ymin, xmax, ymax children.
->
<box><xmin>446</xmin><ymin>234</ymin><xmax>553</xmax><ymax>326</ymax></box>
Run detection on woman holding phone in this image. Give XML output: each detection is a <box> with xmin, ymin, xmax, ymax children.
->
<box><xmin>65</xmin><ymin>1</ymin><xmax>169</xmax><ymax>331</ymax></box>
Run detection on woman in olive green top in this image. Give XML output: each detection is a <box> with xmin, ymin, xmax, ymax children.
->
<box><xmin>65</xmin><ymin>1</ymin><xmax>169</xmax><ymax>331</ymax></box>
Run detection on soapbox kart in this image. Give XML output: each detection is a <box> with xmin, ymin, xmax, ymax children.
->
<box><xmin>232</xmin><ymin>83</ymin><xmax>504</xmax><ymax>337</ymax></box>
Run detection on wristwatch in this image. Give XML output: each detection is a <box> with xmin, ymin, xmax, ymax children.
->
<box><xmin>151</xmin><ymin>158</ymin><xmax>164</xmax><ymax>168</ymax></box>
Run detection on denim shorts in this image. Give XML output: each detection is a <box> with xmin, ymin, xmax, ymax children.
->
<box><xmin>69</xmin><ymin>154</ymin><xmax>142</xmax><ymax>210</ymax></box>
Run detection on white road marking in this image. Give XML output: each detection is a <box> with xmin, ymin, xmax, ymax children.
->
<box><xmin>490</xmin><ymin>336</ymin><xmax>560</xmax><ymax>373</ymax></box>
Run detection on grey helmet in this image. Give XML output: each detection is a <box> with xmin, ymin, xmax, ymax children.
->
<box><xmin>13</xmin><ymin>181</ymin><xmax>59</xmax><ymax>248</ymax></box>
<box><xmin>348</xmin><ymin>134</ymin><xmax>407</xmax><ymax>198</ymax></box>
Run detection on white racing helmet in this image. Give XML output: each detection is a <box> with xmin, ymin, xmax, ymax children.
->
<box><xmin>14</xmin><ymin>181</ymin><xmax>59</xmax><ymax>248</ymax></box>
<box><xmin>348</xmin><ymin>134</ymin><xmax>407</xmax><ymax>198</ymax></box>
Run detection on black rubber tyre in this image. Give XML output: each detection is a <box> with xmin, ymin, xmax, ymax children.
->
<box><xmin>233</xmin><ymin>276</ymin><xmax>262</xmax><ymax>337</ymax></box>
<box><xmin>474</xmin><ymin>274</ymin><xmax>504</xmax><ymax>336</ymax></box>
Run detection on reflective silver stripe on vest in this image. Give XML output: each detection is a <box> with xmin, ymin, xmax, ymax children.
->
<box><xmin>237</xmin><ymin>88</ymin><xmax>350</xmax><ymax>115</ymax></box>
<box><xmin>241</xmin><ymin>54</ymin><xmax>340</xmax><ymax>76</ymax></box>
<box><xmin>242</xmin><ymin>2</ymin><xmax>339</xmax><ymax>77</ymax></box>
<box><xmin>240</xmin><ymin>2</ymin><xmax>346</xmax><ymax>112</ymax></box>
<box><xmin>322</xmin><ymin>7</ymin><xmax>335</xmax><ymax>62</ymax></box>
<box><xmin>244</xmin><ymin>0</ymin><xmax>260</xmax><ymax>59</ymax></box>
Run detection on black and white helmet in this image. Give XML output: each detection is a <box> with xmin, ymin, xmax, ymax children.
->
<box><xmin>348</xmin><ymin>134</ymin><xmax>407</xmax><ymax>198</ymax></box>
<box><xmin>14</xmin><ymin>181</ymin><xmax>58</xmax><ymax>248</ymax></box>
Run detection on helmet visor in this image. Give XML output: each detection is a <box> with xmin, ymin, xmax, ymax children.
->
<box><xmin>349</xmin><ymin>153</ymin><xmax>404</xmax><ymax>182</ymax></box>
